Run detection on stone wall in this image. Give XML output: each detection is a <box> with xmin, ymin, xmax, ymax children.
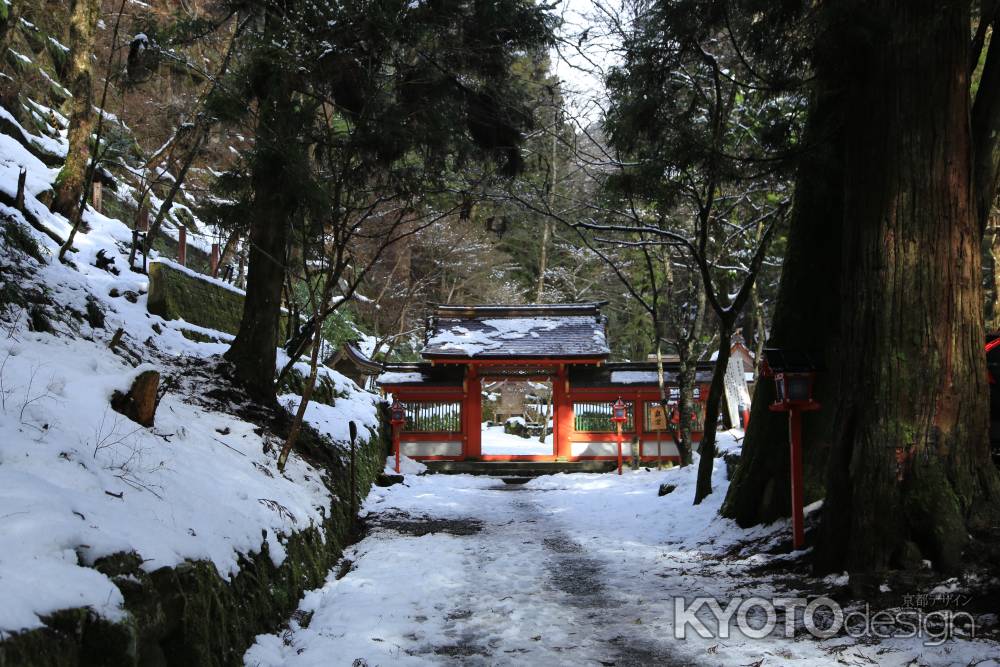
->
<box><xmin>146</xmin><ymin>260</ymin><xmax>292</xmax><ymax>342</ymax></box>
<box><xmin>146</xmin><ymin>260</ymin><xmax>246</xmax><ymax>337</ymax></box>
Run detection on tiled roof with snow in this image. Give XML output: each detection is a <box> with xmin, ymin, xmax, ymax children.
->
<box><xmin>572</xmin><ymin>362</ymin><xmax>716</xmax><ymax>387</ymax></box>
<box><xmin>421</xmin><ymin>303</ymin><xmax>610</xmax><ymax>359</ymax></box>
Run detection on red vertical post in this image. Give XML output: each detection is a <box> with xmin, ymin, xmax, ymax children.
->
<box><xmin>789</xmin><ymin>408</ymin><xmax>805</xmax><ymax>549</ymax></box>
<box><xmin>464</xmin><ymin>366</ymin><xmax>482</xmax><ymax>459</ymax></box>
<box><xmin>554</xmin><ymin>365</ymin><xmax>573</xmax><ymax>459</ymax></box>
<box><xmin>635</xmin><ymin>394</ymin><xmax>644</xmax><ymax>461</ymax></box>
<box><xmin>393</xmin><ymin>422</ymin><xmax>401</xmax><ymax>474</ymax></box>
<box><xmin>616</xmin><ymin>422</ymin><xmax>623</xmax><ymax>475</ymax></box>
<box><xmin>210</xmin><ymin>242</ymin><xmax>220</xmax><ymax>276</ymax></box>
<box><xmin>178</xmin><ymin>226</ymin><xmax>187</xmax><ymax>266</ymax></box>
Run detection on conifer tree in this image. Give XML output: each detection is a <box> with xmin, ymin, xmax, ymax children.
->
<box><xmin>210</xmin><ymin>0</ymin><xmax>554</xmax><ymax>399</ymax></box>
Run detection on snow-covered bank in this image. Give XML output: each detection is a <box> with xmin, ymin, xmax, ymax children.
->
<box><xmin>246</xmin><ymin>432</ymin><xmax>999</xmax><ymax>666</ymax></box>
<box><xmin>0</xmin><ymin>102</ymin><xmax>382</xmax><ymax>645</ymax></box>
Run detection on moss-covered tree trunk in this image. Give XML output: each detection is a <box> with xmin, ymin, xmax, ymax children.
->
<box><xmin>989</xmin><ymin>216</ymin><xmax>1000</xmax><ymax>331</ymax></box>
<box><xmin>0</xmin><ymin>1</ymin><xmax>18</xmax><ymax>69</ymax></box>
<box><xmin>721</xmin><ymin>76</ymin><xmax>844</xmax><ymax>527</ymax></box>
<box><xmin>52</xmin><ymin>0</ymin><xmax>100</xmax><ymax>220</ymax></box>
<box><xmin>815</xmin><ymin>0</ymin><xmax>1000</xmax><ymax>576</ymax></box>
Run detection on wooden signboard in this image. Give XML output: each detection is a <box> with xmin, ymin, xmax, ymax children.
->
<box><xmin>649</xmin><ymin>404</ymin><xmax>669</xmax><ymax>431</ymax></box>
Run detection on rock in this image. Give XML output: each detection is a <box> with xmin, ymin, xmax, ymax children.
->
<box><xmin>658</xmin><ymin>483</ymin><xmax>676</xmax><ymax>497</ymax></box>
<box><xmin>503</xmin><ymin>418</ymin><xmax>529</xmax><ymax>438</ymax></box>
<box><xmin>28</xmin><ymin>306</ymin><xmax>53</xmax><ymax>333</ymax></box>
<box><xmin>375</xmin><ymin>473</ymin><xmax>405</xmax><ymax>487</ymax></box>
<box><xmin>94</xmin><ymin>249</ymin><xmax>118</xmax><ymax>274</ymax></box>
<box><xmin>85</xmin><ymin>296</ymin><xmax>105</xmax><ymax>329</ymax></box>
<box><xmin>111</xmin><ymin>370</ymin><xmax>161</xmax><ymax>427</ymax></box>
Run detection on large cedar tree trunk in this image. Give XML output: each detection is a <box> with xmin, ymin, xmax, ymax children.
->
<box><xmin>816</xmin><ymin>1</ymin><xmax>1000</xmax><ymax>576</ymax></box>
<box><xmin>223</xmin><ymin>42</ymin><xmax>299</xmax><ymax>400</ymax></box>
<box><xmin>721</xmin><ymin>78</ymin><xmax>844</xmax><ymax>526</ymax></box>
<box><xmin>52</xmin><ymin>0</ymin><xmax>101</xmax><ymax>220</ymax></box>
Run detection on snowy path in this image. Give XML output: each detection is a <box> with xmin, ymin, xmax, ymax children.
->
<box><xmin>247</xmin><ymin>453</ymin><xmax>1000</xmax><ymax>667</ymax></box>
<box><xmin>247</xmin><ymin>475</ymin><xmax>691</xmax><ymax>666</ymax></box>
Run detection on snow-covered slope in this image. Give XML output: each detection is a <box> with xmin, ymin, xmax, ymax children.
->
<box><xmin>0</xmin><ymin>106</ymin><xmax>380</xmax><ymax>636</ymax></box>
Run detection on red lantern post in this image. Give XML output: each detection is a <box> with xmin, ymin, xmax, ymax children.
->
<box><xmin>762</xmin><ymin>350</ymin><xmax>821</xmax><ymax>550</ymax></box>
<box><xmin>389</xmin><ymin>399</ymin><xmax>406</xmax><ymax>474</ymax></box>
<box><xmin>611</xmin><ymin>397</ymin><xmax>628</xmax><ymax>475</ymax></box>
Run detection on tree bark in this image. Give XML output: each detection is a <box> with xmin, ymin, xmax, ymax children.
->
<box><xmin>535</xmin><ymin>219</ymin><xmax>551</xmax><ymax>302</ymax></box>
<box><xmin>972</xmin><ymin>9</ymin><xmax>1000</xmax><ymax>235</ymax></box>
<box><xmin>52</xmin><ymin>0</ymin><xmax>101</xmax><ymax>221</ymax></box>
<box><xmin>990</xmin><ymin>216</ymin><xmax>1000</xmax><ymax>331</ymax></box>
<box><xmin>721</xmin><ymin>75</ymin><xmax>844</xmax><ymax>527</ymax></box>
<box><xmin>815</xmin><ymin>0</ymin><xmax>1000</xmax><ymax>576</ymax></box>
<box><xmin>693</xmin><ymin>321</ymin><xmax>733</xmax><ymax>504</ymax></box>
<box><xmin>223</xmin><ymin>30</ymin><xmax>299</xmax><ymax>400</ymax></box>
<box><xmin>0</xmin><ymin>1</ymin><xmax>20</xmax><ymax>83</ymax></box>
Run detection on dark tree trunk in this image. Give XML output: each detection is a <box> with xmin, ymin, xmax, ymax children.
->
<box><xmin>972</xmin><ymin>9</ymin><xmax>1000</xmax><ymax>235</ymax></box>
<box><xmin>674</xmin><ymin>360</ymin><xmax>697</xmax><ymax>466</ymax></box>
<box><xmin>223</xmin><ymin>35</ymin><xmax>299</xmax><ymax>400</ymax></box>
<box><xmin>721</xmin><ymin>75</ymin><xmax>844</xmax><ymax>527</ymax></box>
<box><xmin>694</xmin><ymin>321</ymin><xmax>733</xmax><ymax>504</ymax></box>
<box><xmin>52</xmin><ymin>0</ymin><xmax>100</xmax><ymax>221</ymax></box>
<box><xmin>815</xmin><ymin>0</ymin><xmax>1000</xmax><ymax>576</ymax></box>
<box><xmin>989</xmin><ymin>216</ymin><xmax>1000</xmax><ymax>331</ymax></box>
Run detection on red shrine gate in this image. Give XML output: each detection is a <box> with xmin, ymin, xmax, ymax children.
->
<box><xmin>378</xmin><ymin>303</ymin><xmax>714</xmax><ymax>463</ymax></box>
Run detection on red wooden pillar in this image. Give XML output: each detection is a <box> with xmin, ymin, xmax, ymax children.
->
<box><xmin>464</xmin><ymin>365</ymin><xmax>481</xmax><ymax>459</ymax></box>
<box><xmin>553</xmin><ymin>364</ymin><xmax>573</xmax><ymax>459</ymax></box>
<box><xmin>634</xmin><ymin>393</ymin><xmax>644</xmax><ymax>460</ymax></box>
<box><xmin>178</xmin><ymin>226</ymin><xmax>187</xmax><ymax>266</ymax></box>
<box><xmin>393</xmin><ymin>422</ymin><xmax>402</xmax><ymax>473</ymax></box>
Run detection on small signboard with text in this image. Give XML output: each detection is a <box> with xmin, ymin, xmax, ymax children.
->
<box><xmin>649</xmin><ymin>405</ymin><xmax>668</xmax><ymax>431</ymax></box>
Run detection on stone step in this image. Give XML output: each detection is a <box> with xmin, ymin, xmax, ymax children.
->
<box><xmin>423</xmin><ymin>460</ymin><xmax>617</xmax><ymax>477</ymax></box>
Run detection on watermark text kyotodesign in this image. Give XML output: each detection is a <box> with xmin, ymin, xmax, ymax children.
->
<box><xmin>673</xmin><ymin>596</ymin><xmax>974</xmax><ymax>646</ymax></box>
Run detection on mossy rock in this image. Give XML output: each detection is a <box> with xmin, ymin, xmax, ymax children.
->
<box><xmin>278</xmin><ymin>369</ymin><xmax>347</xmax><ymax>407</ymax></box>
<box><xmin>177</xmin><ymin>327</ymin><xmax>224</xmax><ymax>344</ymax></box>
<box><xmin>503</xmin><ymin>419</ymin><xmax>529</xmax><ymax>438</ymax></box>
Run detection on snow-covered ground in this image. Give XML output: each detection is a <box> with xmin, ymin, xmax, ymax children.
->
<box><xmin>0</xmin><ymin>105</ymin><xmax>380</xmax><ymax>635</ymax></box>
<box><xmin>246</xmin><ymin>432</ymin><xmax>1000</xmax><ymax>667</ymax></box>
<box><xmin>480</xmin><ymin>424</ymin><xmax>552</xmax><ymax>455</ymax></box>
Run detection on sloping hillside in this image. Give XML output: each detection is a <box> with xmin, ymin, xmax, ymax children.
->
<box><xmin>0</xmin><ymin>78</ymin><xmax>388</xmax><ymax>663</ymax></box>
